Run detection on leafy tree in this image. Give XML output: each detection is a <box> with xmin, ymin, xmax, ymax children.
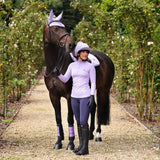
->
<box><xmin>0</xmin><ymin>0</ymin><xmax>82</xmax><ymax>32</ymax></box>
<box><xmin>0</xmin><ymin>0</ymin><xmax>82</xmax><ymax>117</ymax></box>
<box><xmin>71</xmin><ymin>0</ymin><xmax>159</xmax><ymax>120</ymax></box>
<box><xmin>0</xmin><ymin>0</ymin><xmax>46</xmax><ymax>117</ymax></box>
<box><xmin>12</xmin><ymin>0</ymin><xmax>25</xmax><ymax>9</ymax></box>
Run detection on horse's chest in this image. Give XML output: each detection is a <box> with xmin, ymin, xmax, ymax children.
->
<box><xmin>47</xmin><ymin>77</ymin><xmax>69</xmax><ymax>94</ymax></box>
<box><xmin>53</xmin><ymin>78</ymin><xmax>62</xmax><ymax>88</ymax></box>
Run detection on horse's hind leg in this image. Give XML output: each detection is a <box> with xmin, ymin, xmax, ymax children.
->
<box><xmin>95</xmin><ymin>124</ymin><xmax>102</xmax><ymax>141</ymax></box>
<box><xmin>66</xmin><ymin>97</ymin><xmax>75</xmax><ymax>150</ymax></box>
<box><xmin>89</xmin><ymin>102</ymin><xmax>96</xmax><ymax>140</ymax></box>
<box><xmin>49</xmin><ymin>92</ymin><xmax>64</xmax><ymax>149</ymax></box>
<box><xmin>96</xmin><ymin>88</ymin><xmax>110</xmax><ymax>142</ymax></box>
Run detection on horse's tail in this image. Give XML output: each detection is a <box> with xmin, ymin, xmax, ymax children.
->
<box><xmin>97</xmin><ymin>88</ymin><xmax>110</xmax><ymax>125</ymax></box>
<box><xmin>96</xmin><ymin>55</ymin><xmax>115</xmax><ymax>125</ymax></box>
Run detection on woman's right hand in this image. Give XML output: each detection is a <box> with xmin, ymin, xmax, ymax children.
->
<box><xmin>53</xmin><ymin>67</ymin><xmax>60</xmax><ymax>76</ymax></box>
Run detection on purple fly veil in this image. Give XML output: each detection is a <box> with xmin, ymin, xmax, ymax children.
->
<box><xmin>48</xmin><ymin>10</ymin><xmax>65</xmax><ymax>27</ymax></box>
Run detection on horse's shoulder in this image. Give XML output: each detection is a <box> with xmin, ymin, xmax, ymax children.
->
<box><xmin>91</xmin><ymin>50</ymin><xmax>110</xmax><ymax>60</ymax></box>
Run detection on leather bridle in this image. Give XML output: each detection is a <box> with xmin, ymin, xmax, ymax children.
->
<box><xmin>44</xmin><ymin>21</ymin><xmax>69</xmax><ymax>78</ymax></box>
<box><xmin>47</xmin><ymin>21</ymin><xmax>69</xmax><ymax>48</ymax></box>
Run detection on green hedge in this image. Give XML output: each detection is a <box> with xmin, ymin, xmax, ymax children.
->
<box><xmin>0</xmin><ymin>1</ymin><xmax>47</xmax><ymax>117</ymax></box>
<box><xmin>71</xmin><ymin>0</ymin><xmax>160</xmax><ymax>120</ymax></box>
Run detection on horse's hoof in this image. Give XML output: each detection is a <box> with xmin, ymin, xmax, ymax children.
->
<box><xmin>89</xmin><ymin>133</ymin><xmax>94</xmax><ymax>140</ymax></box>
<box><xmin>95</xmin><ymin>137</ymin><xmax>102</xmax><ymax>142</ymax></box>
<box><xmin>54</xmin><ymin>143</ymin><xmax>62</xmax><ymax>150</ymax></box>
<box><xmin>66</xmin><ymin>143</ymin><xmax>75</xmax><ymax>150</ymax></box>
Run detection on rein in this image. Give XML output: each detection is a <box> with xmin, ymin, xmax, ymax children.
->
<box><xmin>44</xmin><ymin>47</ymin><xmax>65</xmax><ymax>78</ymax></box>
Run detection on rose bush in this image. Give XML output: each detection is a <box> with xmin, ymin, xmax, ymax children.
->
<box><xmin>0</xmin><ymin>1</ymin><xmax>47</xmax><ymax>117</ymax></box>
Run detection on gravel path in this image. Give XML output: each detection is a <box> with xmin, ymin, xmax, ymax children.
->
<box><xmin>0</xmin><ymin>78</ymin><xmax>159</xmax><ymax>160</ymax></box>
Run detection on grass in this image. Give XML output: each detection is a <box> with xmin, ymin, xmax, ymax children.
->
<box><xmin>153</xmin><ymin>130</ymin><xmax>160</xmax><ymax>134</ymax></box>
<box><xmin>0</xmin><ymin>158</ymin><xmax>24</xmax><ymax>160</ymax></box>
<box><xmin>2</xmin><ymin>118</ymin><xmax>13</xmax><ymax>123</ymax></box>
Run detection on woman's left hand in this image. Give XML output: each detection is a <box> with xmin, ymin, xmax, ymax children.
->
<box><xmin>87</xmin><ymin>95</ymin><xmax>96</xmax><ymax>110</ymax></box>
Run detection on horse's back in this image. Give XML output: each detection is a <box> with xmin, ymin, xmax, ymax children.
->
<box><xmin>91</xmin><ymin>50</ymin><xmax>114</xmax><ymax>71</ymax></box>
<box><xmin>91</xmin><ymin>50</ymin><xmax>114</xmax><ymax>89</ymax></box>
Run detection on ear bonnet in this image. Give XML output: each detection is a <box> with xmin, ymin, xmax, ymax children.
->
<box><xmin>47</xmin><ymin>10</ymin><xmax>65</xmax><ymax>28</ymax></box>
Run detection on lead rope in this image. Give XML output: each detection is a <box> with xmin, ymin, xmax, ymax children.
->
<box><xmin>57</xmin><ymin>35</ymin><xmax>69</xmax><ymax>72</ymax></box>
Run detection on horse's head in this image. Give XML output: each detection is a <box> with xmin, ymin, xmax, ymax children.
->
<box><xmin>43</xmin><ymin>10</ymin><xmax>75</xmax><ymax>53</ymax></box>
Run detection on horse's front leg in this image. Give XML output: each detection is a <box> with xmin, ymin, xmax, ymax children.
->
<box><xmin>66</xmin><ymin>97</ymin><xmax>75</xmax><ymax>150</ymax></box>
<box><xmin>89</xmin><ymin>102</ymin><xmax>96</xmax><ymax>140</ymax></box>
<box><xmin>49</xmin><ymin>92</ymin><xmax>64</xmax><ymax>149</ymax></box>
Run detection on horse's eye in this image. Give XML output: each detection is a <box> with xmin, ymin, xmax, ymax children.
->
<box><xmin>54</xmin><ymin>27</ymin><xmax>59</xmax><ymax>32</ymax></box>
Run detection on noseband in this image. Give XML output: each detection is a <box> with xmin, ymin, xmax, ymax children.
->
<box><xmin>47</xmin><ymin>21</ymin><xmax>69</xmax><ymax>48</ymax></box>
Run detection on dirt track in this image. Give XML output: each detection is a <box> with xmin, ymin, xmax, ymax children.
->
<box><xmin>0</xmin><ymin>78</ymin><xmax>160</xmax><ymax>160</ymax></box>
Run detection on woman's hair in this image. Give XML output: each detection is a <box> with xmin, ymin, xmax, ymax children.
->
<box><xmin>78</xmin><ymin>50</ymin><xmax>90</xmax><ymax>54</ymax></box>
<box><xmin>75</xmin><ymin>41</ymin><xmax>91</xmax><ymax>57</ymax></box>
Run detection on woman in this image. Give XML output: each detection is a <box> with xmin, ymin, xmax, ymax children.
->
<box><xmin>70</xmin><ymin>50</ymin><xmax>100</xmax><ymax>67</ymax></box>
<box><xmin>53</xmin><ymin>41</ymin><xmax>96</xmax><ymax>155</ymax></box>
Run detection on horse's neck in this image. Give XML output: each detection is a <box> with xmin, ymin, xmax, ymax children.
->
<box><xmin>44</xmin><ymin>44</ymin><xmax>72</xmax><ymax>74</ymax></box>
<box><xmin>60</xmin><ymin>53</ymin><xmax>73</xmax><ymax>74</ymax></box>
<box><xmin>44</xmin><ymin>44</ymin><xmax>59</xmax><ymax>72</ymax></box>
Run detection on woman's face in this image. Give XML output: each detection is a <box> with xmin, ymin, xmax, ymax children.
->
<box><xmin>79</xmin><ymin>50</ymin><xmax>88</xmax><ymax>61</ymax></box>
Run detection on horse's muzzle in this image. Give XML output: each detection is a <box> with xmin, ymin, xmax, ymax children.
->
<box><xmin>69</xmin><ymin>42</ymin><xmax>75</xmax><ymax>51</ymax></box>
<box><xmin>66</xmin><ymin>41</ymin><xmax>75</xmax><ymax>53</ymax></box>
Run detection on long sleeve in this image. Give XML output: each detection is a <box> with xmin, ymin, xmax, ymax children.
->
<box><xmin>58</xmin><ymin>65</ymin><xmax>72</xmax><ymax>83</ymax></box>
<box><xmin>70</xmin><ymin>52</ymin><xmax>100</xmax><ymax>67</ymax></box>
<box><xmin>89</xmin><ymin>64</ymin><xmax>96</xmax><ymax>95</ymax></box>
<box><xmin>58</xmin><ymin>61</ymin><xmax>96</xmax><ymax>98</ymax></box>
<box><xmin>70</xmin><ymin>52</ymin><xmax>77</xmax><ymax>62</ymax></box>
<box><xmin>88</xmin><ymin>54</ymin><xmax>100</xmax><ymax>67</ymax></box>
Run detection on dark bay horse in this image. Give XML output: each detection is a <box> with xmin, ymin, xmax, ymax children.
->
<box><xmin>43</xmin><ymin>10</ymin><xmax>115</xmax><ymax>150</ymax></box>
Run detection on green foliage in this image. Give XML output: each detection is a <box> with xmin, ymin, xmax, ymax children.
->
<box><xmin>72</xmin><ymin>0</ymin><xmax>160</xmax><ymax>120</ymax></box>
<box><xmin>43</xmin><ymin>0</ymin><xmax>63</xmax><ymax>10</ymax></box>
<box><xmin>154</xmin><ymin>24</ymin><xmax>160</xmax><ymax>42</ymax></box>
<box><xmin>0</xmin><ymin>0</ymin><xmax>47</xmax><ymax>117</ymax></box>
<box><xmin>0</xmin><ymin>157</ymin><xmax>24</xmax><ymax>160</ymax></box>
<box><xmin>0</xmin><ymin>0</ymin><xmax>82</xmax><ymax>118</ymax></box>
<box><xmin>99</xmin><ymin>0</ymin><xmax>114</xmax><ymax>11</ymax></box>
<box><xmin>72</xmin><ymin>21</ymin><xmax>99</xmax><ymax>48</ymax></box>
<box><xmin>13</xmin><ymin>0</ymin><xmax>25</xmax><ymax>9</ymax></box>
<box><xmin>2</xmin><ymin>118</ymin><xmax>13</xmax><ymax>123</ymax></box>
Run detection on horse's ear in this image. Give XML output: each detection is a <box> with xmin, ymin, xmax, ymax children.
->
<box><xmin>48</xmin><ymin>10</ymin><xmax>54</xmax><ymax>23</ymax></box>
<box><xmin>55</xmin><ymin>11</ymin><xmax>63</xmax><ymax>21</ymax></box>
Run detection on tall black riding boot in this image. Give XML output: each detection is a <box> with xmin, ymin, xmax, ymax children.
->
<box><xmin>76</xmin><ymin>123</ymin><xmax>89</xmax><ymax>155</ymax></box>
<box><xmin>73</xmin><ymin>124</ymin><xmax>83</xmax><ymax>153</ymax></box>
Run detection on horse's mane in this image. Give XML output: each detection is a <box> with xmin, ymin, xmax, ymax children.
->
<box><xmin>59</xmin><ymin>50</ymin><xmax>73</xmax><ymax>75</ymax></box>
<box><xmin>44</xmin><ymin>42</ymin><xmax>73</xmax><ymax>75</ymax></box>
